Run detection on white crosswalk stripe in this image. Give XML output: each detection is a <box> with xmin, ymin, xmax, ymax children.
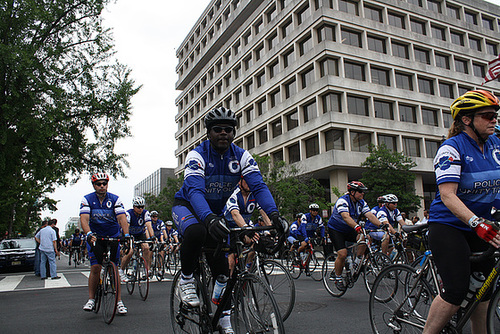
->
<box><xmin>0</xmin><ymin>275</ymin><xmax>23</xmax><ymax>292</ymax></box>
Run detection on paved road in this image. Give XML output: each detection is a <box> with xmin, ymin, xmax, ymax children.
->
<box><xmin>0</xmin><ymin>254</ymin><xmax>375</xmax><ymax>333</ymax></box>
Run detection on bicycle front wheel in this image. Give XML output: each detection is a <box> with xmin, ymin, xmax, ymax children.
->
<box><xmin>233</xmin><ymin>273</ymin><xmax>285</xmax><ymax>334</ymax></box>
<box><xmin>309</xmin><ymin>250</ymin><xmax>325</xmax><ymax>281</ymax></box>
<box><xmin>369</xmin><ymin>264</ymin><xmax>434</xmax><ymax>334</ymax></box>
<box><xmin>155</xmin><ymin>253</ymin><xmax>165</xmax><ymax>281</ymax></box>
<box><xmin>283</xmin><ymin>250</ymin><xmax>301</xmax><ymax>279</ymax></box>
<box><xmin>126</xmin><ymin>259</ymin><xmax>136</xmax><ymax>295</ymax></box>
<box><xmin>101</xmin><ymin>262</ymin><xmax>119</xmax><ymax>324</ymax></box>
<box><xmin>258</xmin><ymin>259</ymin><xmax>295</xmax><ymax>321</ymax></box>
<box><xmin>487</xmin><ymin>285</ymin><xmax>500</xmax><ymax>334</ymax></box>
<box><xmin>137</xmin><ymin>256</ymin><xmax>149</xmax><ymax>301</ymax></box>
<box><xmin>363</xmin><ymin>251</ymin><xmax>391</xmax><ymax>294</ymax></box>
<box><xmin>322</xmin><ymin>253</ymin><xmax>347</xmax><ymax>298</ymax></box>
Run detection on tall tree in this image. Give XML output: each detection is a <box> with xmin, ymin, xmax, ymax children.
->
<box><xmin>359</xmin><ymin>145</ymin><xmax>421</xmax><ymax>214</ymax></box>
<box><xmin>0</xmin><ymin>0</ymin><xmax>140</xmax><ymax>237</ymax></box>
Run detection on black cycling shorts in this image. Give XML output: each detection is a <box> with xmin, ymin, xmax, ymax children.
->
<box><xmin>329</xmin><ymin>227</ymin><xmax>358</xmax><ymax>251</ymax></box>
<box><xmin>87</xmin><ymin>239</ymin><xmax>120</xmax><ymax>266</ymax></box>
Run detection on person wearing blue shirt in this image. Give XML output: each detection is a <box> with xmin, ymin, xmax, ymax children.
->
<box><xmin>80</xmin><ymin>172</ymin><xmax>129</xmax><ymax>315</ymax></box>
<box><xmin>150</xmin><ymin>210</ymin><xmax>167</xmax><ymax>240</ymax></box>
<box><xmin>69</xmin><ymin>228</ymin><xmax>83</xmax><ymax>265</ymax></box>
<box><xmin>288</xmin><ymin>213</ymin><xmax>307</xmax><ymax>251</ymax></box>
<box><xmin>365</xmin><ymin>196</ymin><xmax>390</xmax><ymax>255</ymax></box>
<box><xmin>424</xmin><ymin>90</ymin><xmax>500</xmax><ymax>334</ymax></box>
<box><xmin>327</xmin><ymin>181</ymin><xmax>395</xmax><ymax>291</ymax></box>
<box><xmin>172</xmin><ymin>107</ymin><xmax>288</xmax><ymax>334</ymax></box>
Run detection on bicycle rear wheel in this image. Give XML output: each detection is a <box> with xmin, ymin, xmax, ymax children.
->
<box><xmin>233</xmin><ymin>273</ymin><xmax>285</xmax><ymax>333</ymax></box>
<box><xmin>363</xmin><ymin>251</ymin><xmax>391</xmax><ymax>294</ymax></box>
<box><xmin>168</xmin><ymin>252</ymin><xmax>179</xmax><ymax>276</ymax></box>
<box><xmin>126</xmin><ymin>259</ymin><xmax>136</xmax><ymax>295</ymax></box>
<box><xmin>487</xmin><ymin>285</ymin><xmax>500</xmax><ymax>334</ymax></box>
<box><xmin>258</xmin><ymin>259</ymin><xmax>295</xmax><ymax>321</ymax></box>
<box><xmin>322</xmin><ymin>253</ymin><xmax>347</xmax><ymax>297</ymax></box>
<box><xmin>101</xmin><ymin>262</ymin><xmax>119</xmax><ymax>324</ymax></box>
<box><xmin>283</xmin><ymin>250</ymin><xmax>301</xmax><ymax>279</ymax></box>
<box><xmin>309</xmin><ymin>250</ymin><xmax>325</xmax><ymax>281</ymax></box>
<box><xmin>156</xmin><ymin>253</ymin><xmax>165</xmax><ymax>281</ymax></box>
<box><xmin>93</xmin><ymin>282</ymin><xmax>102</xmax><ymax>313</ymax></box>
<box><xmin>369</xmin><ymin>264</ymin><xmax>434</xmax><ymax>334</ymax></box>
<box><xmin>138</xmin><ymin>256</ymin><xmax>149</xmax><ymax>301</ymax></box>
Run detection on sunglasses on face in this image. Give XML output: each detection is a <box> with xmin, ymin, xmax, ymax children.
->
<box><xmin>94</xmin><ymin>182</ymin><xmax>108</xmax><ymax>187</ymax></box>
<box><xmin>212</xmin><ymin>126</ymin><xmax>234</xmax><ymax>133</ymax></box>
<box><xmin>475</xmin><ymin>112</ymin><xmax>498</xmax><ymax>121</ymax></box>
<box><xmin>135</xmin><ymin>206</ymin><xmax>144</xmax><ymax>209</ymax></box>
<box><xmin>311</xmin><ymin>209</ymin><xmax>319</xmax><ymax>212</ymax></box>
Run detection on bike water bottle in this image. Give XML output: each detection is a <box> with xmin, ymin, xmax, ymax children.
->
<box><xmin>346</xmin><ymin>256</ymin><xmax>352</xmax><ymax>272</ymax></box>
<box><xmin>212</xmin><ymin>274</ymin><xmax>228</xmax><ymax>305</ymax></box>
<box><xmin>461</xmin><ymin>272</ymin><xmax>485</xmax><ymax>307</ymax></box>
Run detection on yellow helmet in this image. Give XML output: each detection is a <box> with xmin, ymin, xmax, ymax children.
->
<box><xmin>450</xmin><ymin>90</ymin><xmax>499</xmax><ymax>119</ymax></box>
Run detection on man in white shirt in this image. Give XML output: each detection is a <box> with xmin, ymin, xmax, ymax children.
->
<box><xmin>35</xmin><ymin>220</ymin><xmax>61</xmax><ymax>280</ymax></box>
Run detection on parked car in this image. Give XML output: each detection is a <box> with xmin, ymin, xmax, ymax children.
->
<box><xmin>0</xmin><ymin>238</ymin><xmax>36</xmax><ymax>271</ymax></box>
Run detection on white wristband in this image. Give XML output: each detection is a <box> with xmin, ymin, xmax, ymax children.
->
<box><xmin>468</xmin><ymin>215</ymin><xmax>478</xmax><ymax>226</ymax></box>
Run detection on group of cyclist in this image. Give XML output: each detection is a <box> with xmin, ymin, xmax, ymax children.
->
<box><xmin>77</xmin><ymin>89</ymin><xmax>500</xmax><ymax>333</ymax></box>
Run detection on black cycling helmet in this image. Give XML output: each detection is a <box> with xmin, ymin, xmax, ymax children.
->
<box><xmin>204</xmin><ymin>107</ymin><xmax>237</xmax><ymax>130</ymax></box>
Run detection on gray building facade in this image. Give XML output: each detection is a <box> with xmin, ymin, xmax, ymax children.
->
<box><xmin>174</xmin><ymin>0</ymin><xmax>500</xmax><ymax>214</ymax></box>
<box><xmin>134</xmin><ymin>168</ymin><xmax>176</xmax><ymax>197</ymax></box>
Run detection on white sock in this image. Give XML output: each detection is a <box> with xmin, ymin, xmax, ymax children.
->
<box><xmin>219</xmin><ymin>311</ymin><xmax>232</xmax><ymax>328</ymax></box>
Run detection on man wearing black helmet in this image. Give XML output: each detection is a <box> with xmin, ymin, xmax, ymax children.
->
<box><xmin>172</xmin><ymin>107</ymin><xmax>288</xmax><ymax>334</ymax></box>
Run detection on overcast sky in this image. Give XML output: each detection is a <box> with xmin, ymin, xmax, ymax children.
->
<box><xmin>44</xmin><ymin>0</ymin><xmax>500</xmax><ymax>231</ymax></box>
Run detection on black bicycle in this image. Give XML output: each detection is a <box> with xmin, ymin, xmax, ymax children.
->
<box><xmin>125</xmin><ymin>240</ymin><xmax>150</xmax><ymax>301</ymax></box>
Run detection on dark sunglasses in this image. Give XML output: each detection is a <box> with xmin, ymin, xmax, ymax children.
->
<box><xmin>94</xmin><ymin>182</ymin><xmax>108</xmax><ymax>187</ymax></box>
<box><xmin>310</xmin><ymin>209</ymin><xmax>319</xmax><ymax>212</ymax></box>
<box><xmin>212</xmin><ymin>126</ymin><xmax>234</xmax><ymax>133</ymax></box>
<box><xmin>475</xmin><ymin>112</ymin><xmax>498</xmax><ymax>121</ymax></box>
<box><xmin>356</xmin><ymin>190</ymin><xmax>366</xmax><ymax>194</ymax></box>
<box><xmin>135</xmin><ymin>206</ymin><xmax>144</xmax><ymax>209</ymax></box>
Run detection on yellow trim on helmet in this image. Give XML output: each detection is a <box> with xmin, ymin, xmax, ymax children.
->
<box><xmin>450</xmin><ymin>90</ymin><xmax>500</xmax><ymax>119</ymax></box>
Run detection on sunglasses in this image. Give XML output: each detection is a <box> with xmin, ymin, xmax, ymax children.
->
<box><xmin>310</xmin><ymin>209</ymin><xmax>319</xmax><ymax>212</ymax></box>
<box><xmin>135</xmin><ymin>206</ymin><xmax>144</xmax><ymax>209</ymax></box>
<box><xmin>94</xmin><ymin>182</ymin><xmax>108</xmax><ymax>187</ymax></box>
<box><xmin>475</xmin><ymin>112</ymin><xmax>498</xmax><ymax>121</ymax></box>
<box><xmin>212</xmin><ymin>126</ymin><xmax>234</xmax><ymax>133</ymax></box>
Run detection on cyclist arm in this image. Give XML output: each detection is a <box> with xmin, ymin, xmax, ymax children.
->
<box><xmin>259</xmin><ymin>209</ymin><xmax>272</xmax><ymax>226</ymax></box>
<box><xmin>80</xmin><ymin>213</ymin><xmax>91</xmax><ymax>235</ymax></box>
<box><xmin>340</xmin><ymin>211</ymin><xmax>359</xmax><ymax>230</ymax></box>
<box><xmin>145</xmin><ymin>221</ymin><xmax>155</xmax><ymax>240</ymax></box>
<box><xmin>117</xmin><ymin>213</ymin><xmax>129</xmax><ymax>236</ymax></box>
<box><xmin>368</xmin><ymin>211</ymin><xmax>396</xmax><ymax>234</ymax></box>
<box><xmin>230</xmin><ymin>209</ymin><xmax>247</xmax><ymax>228</ymax></box>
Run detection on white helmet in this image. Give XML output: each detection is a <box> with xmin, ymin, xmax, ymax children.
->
<box><xmin>166</xmin><ymin>221</ymin><xmax>174</xmax><ymax>226</ymax></box>
<box><xmin>132</xmin><ymin>196</ymin><xmax>145</xmax><ymax>207</ymax></box>
<box><xmin>309</xmin><ymin>203</ymin><xmax>320</xmax><ymax>210</ymax></box>
<box><xmin>384</xmin><ymin>194</ymin><xmax>398</xmax><ymax>203</ymax></box>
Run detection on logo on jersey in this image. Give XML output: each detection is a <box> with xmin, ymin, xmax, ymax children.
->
<box><xmin>248</xmin><ymin>158</ymin><xmax>258</xmax><ymax>166</ymax></box>
<box><xmin>230</xmin><ymin>197</ymin><xmax>237</xmax><ymax>204</ymax></box>
<box><xmin>465</xmin><ymin>155</ymin><xmax>474</xmax><ymax>162</ymax></box>
<box><xmin>493</xmin><ymin>149</ymin><xmax>500</xmax><ymax>166</ymax></box>
<box><xmin>187</xmin><ymin>160</ymin><xmax>201</xmax><ymax>170</ymax></box>
<box><xmin>229</xmin><ymin>160</ymin><xmax>241</xmax><ymax>173</ymax></box>
<box><xmin>106</xmin><ymin>200</ymin><xmax>112</xmax><ymax>209</ymax></box>
<box><xmin>247</xmin><ymin>202</ymin><xmax>256</xmax><ymax>213</ymax></box>
<box><xmin>437</xmin><ymin>156</ymin><xmax>453</xmax><ymax>170</ymax></box>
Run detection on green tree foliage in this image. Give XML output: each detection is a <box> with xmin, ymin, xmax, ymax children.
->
<box><xmin>254</xmin><ymin>155</ymin><xmax>329</xmax><ymax>221</ymax></box>
<box><xmin>359</xmin><ymin>145</ymin><xmax>421</xmax><ymax>214</ymax></box>
<box><xmin>0</xmin><ymin>1</ymin><xmax>140</xmax><ymax>237</ymax></box>
<box><xmin>144</xmin><ymin>175</ymin><xmax>184</xmax><ymax>222</ymax></box>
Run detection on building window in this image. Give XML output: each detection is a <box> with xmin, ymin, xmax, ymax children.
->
<box><xmin>473</xmin><ymin>63</ymin><xmax>485</xmax><ymax>78</ymax></box>
<box><xmin>245</xmin><ymin>80</ymin><xmax>253</xmax><ymax>96</ymax></box>
<box><xmin>410</xmin><ymin>18</ymin><xmax>426</xmax><ymax>35</ymax></box>
<box><xmin>233</xmin><ymin>65</ymin><xmax>241</xmax><ymax>80</ymax></box>
<box><xmin>447</xmin><ymin>5</ymin><xmax>460</xmax><ymax>19</ymax></box>
<box><xmin>296</xmin><ymin>4</ymin><xmax>310</xmax><ymax>25</ymax></box>
<box><xmin>270</xmin><ymin>89</ymin><xmax>280</xmax><ymax>108</ymax></box>
<box><xmin>454</xmin><ymin>58</ymin><xmax>468</xmax><ymax>74</ymax></box>
<box><xmin>465</xmin><ymin>10</ymin><xmax>477</xmax><ymax>25</ymax></box>
<box><xmin>234</xmin><ymin>89</ymin><xmax>242</xmax><ymax>104</ymax></box>
<box><xmin>422</xmin><ymin>108</ymin><xmax>438</xmax><ymax>126</ymax></box>
<box><xmin>281</xmin><ymin>19</ymin><xmax>293</xmax><ymax>38</ymax></box>
<box><xmin>403</xmin><ymin>137</ymin><xmax>421</xmax><ymax>157</ymax></box>
<box><xmin>301</xmin><ymin>67</ymin><xmax>314</xmax><ymax>88</ymax></box>
<box><xmin>256</xmin><ymin>71</ymin><xmax>265</xmax><ymax>87</ymax></box>
<box><xmin>439</xmin><ymin>82</ymin><xmax>454</xmax><ymax>99</ymax></box>
<box><xmin>351</xmin><ymin>131</ymin><xmax>371</xmax><ymax>152</ymax></box>
<box><xmin>325</xmin><ymin>129</ymin><xmax>344</xmax><ymax>151</ymax></box>
<box><xmin>431</xmin><ymin>25</ymin><xmax>445</xmax><ymax>41</ymax></box>
<box><xmin>443</xmin><ymin>111</ymin><xmax>452</xmax><ymax>128</ymax></box>
<box><xmin>244</xmin><ymin>55</ymin><xmax>253</xmax><ymax>70</ymax></box>
<box><xmin>338</xmin><ymin>0</ymin><xmax>359</xmax><ymax>16</ymax></box>
<box><xmin>254</xmin><ymin>19</ymin><xmax>263</xmax><ymax>35</ymax></box>
<box><xmin>426</xmin><ymin>140</ymin><xmax>440</xmax><ymax>158</ymax></box>
<box><xmin>388</xmin><ymin>11</ymin><xmax>405</xmax><ymax>29</ymax></box>
<box><xmin>268</xmin><ymin>60</ymin><xmax>279</xmax><ymax>78</ymax></box>
<box><xmin>341</xmin><ymin>28</ymin><xmax>362</xmax><ymax>47</ymax></box>
<box><xmin>266</xmin><ymin>4</ymin><xmax>277</xmax><ymax>22</ymax></box>
<box><xmin>392</xmin><ymin>41</ymin><xmax>409</xmax><ymax>59</ymax></box>
<box><xmin>258</xmin><ymin>126</ymin><xmax>268</xmax><ymax>144</ymax></box>
<box><xmin>427</xmin><ymin>0</ymin><xmax>442</xmax><ymax>13</ymax></box>
<box><xmin>458</xmin><ymin>85</ymin><xmax>472</xmax><ymax>96</ymax></box>
<box><xmin>367</xmin><ymin>35</ymin><xmax>386</xmax><ymax>53</ymax></box>
<box><xmin>267</xmin><ymin>32</ymin><xmax>278</xmax><ymax>50</ymax></box>
<box><xmin>257</xmin><ymin>98</ymin><xmax>266</xmax><ymax>115</ymax></box>
<box><xmin>486</xmin><ymin>42</ymin><xmax>497</xmax><ymax>56</ymax></box>
<box><xmin>303</xmin><ymin>100</ymin><xmax>317</xmax><ymax>123</ymax></box>
<box><xmin>365</xmin><ymin>5</ymin><xmax>382</xmax><ymax>22</ymax></box>
<box><xmin>246</xmin><ymin>133</ymin><xmax>255</xmax><ymax>150</ymax></box>
<box><xmin>299</xmin><ymin>34</ymin><xmax>313</xmax><ymax>56</ymax></box>
<box><xmin>435</xmin><ymin>53</ymin><xmax>450</xmax><ymax>69</ymax></box>
<box><xmin>451</xmin><ymin>31</ymin><xmax>464</xmax><ymax>46</ymax></box>
<box><xmin>374</xmin><ymin>100</ymin><xmax>394</xmax><ymax>120</ymax></box>
<box><xmin>395</xmin><ymin>72</ymin><xmax>413</xmax><ymax>90</ymax></box>
<box><xmin>286</xmin><ymin>110</ymin><xmax>299</xmax><ymax>131</ymax></box>
<box><xmin>271</xmin><ymin>119</ymin><xmax>282</xmax><ymax>137</ymax></box>
<box><xmin>317</xmin><ymin>24</ymin><xmax>336</xmax><ymax>42</ymax></box>
<box><xmin>347</xmin><ymin>95</ymin><xmax>368</xmax><ymax>116</ymax></box>
<box><xmin>345</xmin><ymin>61</ymin><xmax>365</xmax><ymax>81</ymax></box>
<box><xmin>371</xmin><ymin>67</ymin><xmax>390</xmax><ymax>86</ymax></box>
<box><xmin>283</xmin><ymin>48</ymin><xmax>295</xmax><ymax>68</ymax></box>
<box><xmin>245</xmin><ymin>107</ymin><xmax>253</xmax><ymax>123</ymax></box>
<box><xmin>469</xmin><ymin>37</ymin><xmax>482</xmax><ymax>52</ymax></box>
<box><xmin>418</xmin><ymin>77</ymin><xmax>434</xmax><ymax>95</ymax></box>
<box><xmin>322</xmin><ymin>92</ymin><xmax>342</xmax><ymax>113</ymax></box>
<box><xmin>284</xmin><ymin>79</ymin><xmax>297</xmax><ymax>99</ymax></box>
<box><xmin>378</xmin><ymin>134</ymin><xmax>397</xmax><ymax>151</ymax></box>
<box><xmin>408</xmin><ymin>0</ymin><xmax>422</xmax><ymax>6</ymax></box>
<box><xmin>319</xmin><ymin>58</ymin><xmax>338</xmax><ymax>77</ymax></box>
<box><xmin>400</xmin><ymin>104</ymin><xmax>417</xmax><ymax>123</ymax></box>
<box><xmin>483</xmin><ymin>17</ymin><xmax>495</xmax><ymax>31</ymax></box>
<box><xmin>288</xmin><ymin>143</ymin><xmax>301</xmax><ymax>163</ymax></box>
<box><xmin>255</xmin><ymin>44</ymin><xmax>264</xmax><ymax>61</ymax></box>
<box><xmin>272</xmin><ymin>149</ymin><xmax>283</xmax><ymax>162</ymax></box>
<box><xmin>305</xmin><ymin>136</ymin><xmax>320</xmax><ymax>158</ymax></box>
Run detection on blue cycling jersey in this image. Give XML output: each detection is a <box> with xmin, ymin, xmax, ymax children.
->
<box><xmin>223</xmin><ymin>187</ymin><xmax>261</xmax><ymax>228</ymax></box>
<box><xmin>289</xmin><ymin>220</ymin><xmax>307</xmax><ymax>239</ymax></box>
<box><xmin>71</xmin><ymin>233</ymin><xmax>82</xmax><ymax>245</ymax></box>
<box><xmin>174</xmin><ymin>140</ymin><xmax>277</xmax><ymax>222</ymax></box>
<box><xmin>166</xmin><ymin>228</ymin><xmax>178</xmax><ymax>242</ymax></box>
<box><xmin>328</xmin><ymin>194</ymin><xmax>371</xmax><ymax>233</ymax></box>
<box><xmin>365</xmin><ymin>205</ymin><xmax>383</xmax><ymax>230</ymax></box>
<box><xmin>152</xmin><ymin>219</ymin><xmax>165</xmax><ymax>238</ymax></box>
<box><xmin>79</xmin><ymin>192</ymin><xmax>126</xmax><ymax>237</ymax></box>
<box><xmin>126</xmin><ymin>209</ymin><xmax>151</xmax><ymax>236</ymax></box>
<box><xmin>376</xmin><ymin>206</ymin><xmax>402</xmax><ymax>228</ymax></box>
<box><xmin>301</xmin><ymin>213</ymin><xmax>324</xmax><ymax>240</ymax></box>
<box><xmin>429</xmin><ymin>132</ymin><xmax>500</xmax><ymax>230</ymax></box>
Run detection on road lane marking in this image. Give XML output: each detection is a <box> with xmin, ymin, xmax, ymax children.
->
<box><xmin>0</xmin><ymin>275</ymin><xmax>24</xmax><ymax>292</ymax></box>
<box><xmin>45</xmin><ymin>273</ymin><xmax>70</xmax><ymax>288</ymax></box>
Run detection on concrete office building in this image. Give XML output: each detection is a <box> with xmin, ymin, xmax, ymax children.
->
<box><xmin>134</xmin><ymin>168</ymin><xmax>176</xmax><ymax>197</ymax></box>
<box><xmin>174</xmin><ymin>0</ymin><xmax>500</xmax><ymax>212</ymax></box>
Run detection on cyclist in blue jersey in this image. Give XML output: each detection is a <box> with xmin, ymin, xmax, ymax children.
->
<box><xmin>288</xmin><ymin>213</ymin><xmax>307</xmax><ymax>252</ymax></box>
<box><xmin>327</xmin><ymin>181</ymin><xmax>395</xmax><ymax>291</ymax></box>
<box><xmin>376</xmin><ymin>194</ymin><xmax>407</xmax><ymax>257</ymax></box>
<box><xmin>172</xmin><ymin>107</ymin><xmax>288</xmax><ymax>334</ymax></box>
<box><xmin>365</xmin><ymin>196</ymin><xmax>390</xmax><ymax>255</ymax></box>
<box><xmin>80</xmin><ymin>172</ymin><xmax>129</xmax><ymax>315</ymax></box>
<box><xmin>150</xmin><ymin>211</ymin><xmax>167</xmax><ymax>241</ymax></box>
<box><xmin>69</xmin><ymin>228</ymin><xmax>83</xmax><ymax>265</ymax></box>
<box><xmin>301</xmin><ymin>203</ymin><xmax>325</xmax><ymax>244</ymax></box>
<box><xmin>424</xmin><ymin>90</ymin><xmax>500</xmax><ymax>334</ymax></box>
<box><xmin>165</xmin><ymin>220</ymin><xmax>180</xmax><ymax>255</ymax></box>
<box><xmin>120</xmin><ymin>196</ymin><xmax>155</xmax><ymax>278</ymax></box>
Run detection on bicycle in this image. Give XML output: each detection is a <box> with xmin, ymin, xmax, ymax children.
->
<box><xmin>165</xmin><ymin>242</ymin><xmax>180</xmax><ymax>276</ymax></box>
<box><xmin>151</xmin><ymin>241</ymin><xmax>166</xmax><ymax>281</ymax></box>
<box><xmin>283</xmin><ymin>238</ymin><xmax>324</xmax><ymax>281</ymax></box>
<box><xmin>369</xmin><ymin>239</ymin><xmax>500</xmax><ymax>333</ymax></box>
<box><xmin>170</xmin><ymin>225</ymin><xmax>285</xmax><ymax>333</ymax></box>
<box><xmin>322</xmin><ymin>224</ymin><xmax>391</xmax><ymax>297</ymax></box>
<box><xmin>90</xmin><ymin>236</ymin><xmax>120</xmax><ymax>324</ymax></box>
<box><xmin>69</xmin><ymin>245</ymin><xmax>81</xmax><ymax>267</ymax></box>
<box><xmin>124</xmin><ymin>240</ymin><xmax>150</xmax><ymax>301</ymax></box>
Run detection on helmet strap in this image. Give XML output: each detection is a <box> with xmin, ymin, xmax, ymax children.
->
<box><xmin>463</xmin><ymin>114</ymin><xmax>487</xmax><ymax>144</ymax></box>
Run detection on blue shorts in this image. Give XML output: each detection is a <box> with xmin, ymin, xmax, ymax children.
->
<box><xmin>368</xmin><ymin>231</ymin><xmax>386</xmax><ymax>241</ymax></box>
<box><xmin>172</xmin><ymin>205</ymin><xmax>202</xmax><ymax>237</ymax></box>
